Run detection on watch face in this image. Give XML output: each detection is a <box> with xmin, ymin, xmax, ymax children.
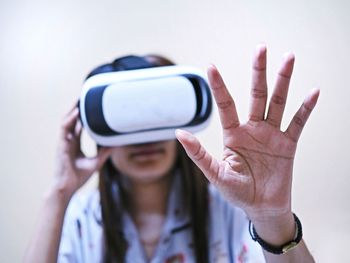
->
<box><xmin>282</xmin><ymin>241</ymin><xmax>298</xmax><ymax>254</ymax></box>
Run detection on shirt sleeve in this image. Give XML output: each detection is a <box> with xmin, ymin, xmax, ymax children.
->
<box><xmin>232</xmin><ymin>207</ymin><xmax>266</xmax><ymax>263</ymax></box>
<box><xmin>208</xmin><ymin>185</ymin><xmax>265</xmax><ymax>263</ymax></box>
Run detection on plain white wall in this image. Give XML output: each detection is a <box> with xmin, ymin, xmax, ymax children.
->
<box><xmin>0</xmin><ymin>0</ymin><xmax>349</xmax><ymax>262</ymax></box>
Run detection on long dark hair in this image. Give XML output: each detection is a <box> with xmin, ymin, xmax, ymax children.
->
<box><xmin>88</xmin><ymin>55</ymin><xmax>209</xmax><ymax>263</ymax></box>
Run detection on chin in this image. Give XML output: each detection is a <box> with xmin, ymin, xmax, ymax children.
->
<box><xmin>127</xmin><ymin>165</ymin><xmax>173</xmax><ymax>183</ymax></box>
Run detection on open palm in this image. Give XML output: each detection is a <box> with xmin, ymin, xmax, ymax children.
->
<box><xmin>176</xmin><ymin>46</ymin><xmax>319</xmax><ymax>220</ymax></box>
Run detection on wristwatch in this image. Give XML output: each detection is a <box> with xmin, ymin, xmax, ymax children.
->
<box><xmin>248</xmin><ymin>213</ymin><xmax>303</xmax><ymax>255</ymax></box>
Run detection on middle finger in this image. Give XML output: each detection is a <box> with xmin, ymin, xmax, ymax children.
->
<box><xmin>248</xmin><ymin>45</ymin><xmax>268</xmax><ymax>122</ymax></box>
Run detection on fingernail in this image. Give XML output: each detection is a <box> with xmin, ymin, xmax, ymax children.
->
<box><xmin>208</xmin><ymin>64</ymin><xmax>218</xmax><ymax>73</ymax></box>
<box><xmin>256</xmin><ymin>43</ymin><xmax>267</xmax><ymax>54</ymax></box>
<box><xmin>175</xmin><ymin>129</ymin><xmax>190</xmax><ymax>139</ymax></box>
<box><xmin>308</xmin><ymin>88</ymin><xmax>320</xmax><ymax>99</ymax></box>
<box><xmin>175</xmin><ymin>129</ymin><xmax>184</xmax><ymax>137</ymax></box>
<box><xmin>283</xmin><ymin>52</ymin><xmax>295</xmax><ymax>62</ymax></box>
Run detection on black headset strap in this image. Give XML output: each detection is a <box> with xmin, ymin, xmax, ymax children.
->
<box><xmin>112</xmin><ymin>55</ymin><xmax>154</xmax><ymax>71</ymax></box>
<box><xmin>85</xmin><ymin>55</ymin><xmax>154</xmax><ymax>80</ymax></box>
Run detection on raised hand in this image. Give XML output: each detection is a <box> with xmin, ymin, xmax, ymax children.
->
<box><xmin>176</xmin><ymin>46</ymin><xmax>319</xmax><ymax>223</ymax></box>
<box><xmin>53</xmin><ymin>104</ymin><xmax>112</xmax><ymax>198</ymax></box>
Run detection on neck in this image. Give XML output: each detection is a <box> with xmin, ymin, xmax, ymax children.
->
<box><xmin>124</xmin><ymin>174</ymin><xmax>173</xmax><ymax>261</ymax></box>
<box><xmin>126</xmin><ymin>174</ymin><xmax>173</xmax><ymax>217</ymax></box>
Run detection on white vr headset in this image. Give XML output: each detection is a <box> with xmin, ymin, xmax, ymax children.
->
<box><xmin>79</xmin><ymin>65</ymin><xmax>213</xmax><ymax>146</ymax></box>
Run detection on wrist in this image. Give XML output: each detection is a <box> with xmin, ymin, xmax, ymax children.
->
<box><xmin>44</xmin><ymin>183</ymin><xmax>74</xmax><ymax>207</ymax></box>
<box><xmin>248</xmin><ymin>211</ymin><xmax>295</xmax><ymax>246</ymax></box>
<box><xmin>249</xmin><ymin>212</ymin><xmax>304</xmax><ymax>255</ymax></box>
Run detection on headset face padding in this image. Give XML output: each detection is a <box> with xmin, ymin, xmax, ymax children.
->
<box><xmin>79</xmin><ymin>66</ymin><xmax>212</xmax><ymax>146</ymax></box>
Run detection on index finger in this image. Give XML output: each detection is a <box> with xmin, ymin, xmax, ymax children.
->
<box><xmin>207</xmin><ymin>65</ymin><xmax>240</xmax><ymax>133</ymax></box>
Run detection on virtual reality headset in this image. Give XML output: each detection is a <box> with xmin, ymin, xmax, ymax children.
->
<box><xmin>79</xmin><ymin>65</ymin><xmax>212</xmax><ymax>146</ymax></box>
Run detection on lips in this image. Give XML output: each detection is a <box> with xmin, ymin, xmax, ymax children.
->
<box><xmin>129</xmin><ymin>143</ymin><xmax>166</xmax><ymax>160</ymax></box>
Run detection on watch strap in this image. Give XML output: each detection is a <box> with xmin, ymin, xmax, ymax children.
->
<box><xmin>248</xmin><ymin>213</ymin><xmax>303</xmax><ymax>255</ymax></box>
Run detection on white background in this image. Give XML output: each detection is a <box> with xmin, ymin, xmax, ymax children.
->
<box><xmin>0</xmin><ymin>0</ymin><xmax>349</xmax><ymax>262</ymax></box>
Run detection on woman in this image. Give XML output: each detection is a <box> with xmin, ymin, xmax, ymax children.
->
<box><xmin>24</xmin><ymin>45</ymin><xmax>319</xmax><ymax>263</ymax></box>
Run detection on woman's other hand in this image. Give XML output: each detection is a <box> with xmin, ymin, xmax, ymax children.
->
<box><xmin>53</xmin><ymin>104</ymin><xmax>112</xmax><ymax>200</ymax></box>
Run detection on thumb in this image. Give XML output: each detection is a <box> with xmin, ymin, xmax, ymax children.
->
<box><xmin>175</xmin><ymin>129</ymin><xmax>220</xmax><ymax>184</ymax></box>
<box><xmin>94</xmin><ymin>147</ymin><xmax>113</xmax><ymax>171</ymax></box>
<box><xmin>82</xmin><ymin>147</ymin><xmax>113</xmax><ymax>176</ymax></box>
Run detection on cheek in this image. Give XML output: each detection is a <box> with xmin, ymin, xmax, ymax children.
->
<box><xmin>110</xmin><ymin>148</ymin><xmax>129</xmax><ymax>173</ymax></box>
<box><xmin>163</xmin><ymin>141</ymin><xmax>177</xmax><ymax>170</ymax></box>
<box><xmin>148</xmin><ymin>142</ymin><xmax>177</xmax><ymax>176</ymax></box>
